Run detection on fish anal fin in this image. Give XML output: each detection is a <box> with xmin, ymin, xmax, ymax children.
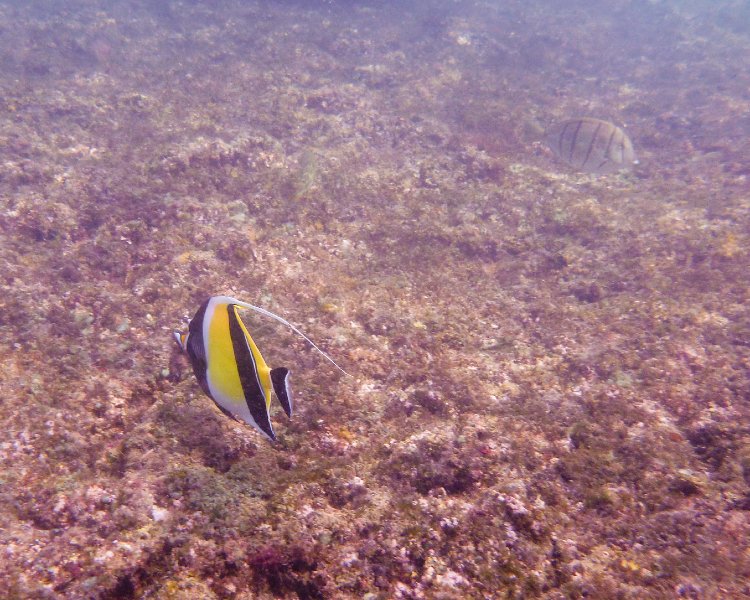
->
<box><xmin>217</xmin><ymin>401</ymin><xmax>277</xmax><ymax>442</ymax></box>
<box><xmin>271</xmin><ymin>367</ymin><xmax>293</xmax><ymax>418</ymax></box>
<box><xmin>213</xmin><ymin>401</ymin><xmax>239</xmax><ymax>422</ymax></box>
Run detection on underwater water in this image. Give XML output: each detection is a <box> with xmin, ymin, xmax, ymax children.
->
<box><xmin>1</xmin><ymin>0</ymin><xmax>749</xmax><ymax>597</ymax></box>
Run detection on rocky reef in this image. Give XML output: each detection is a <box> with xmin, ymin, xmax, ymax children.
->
<box><xmin>0</xmin><ymin>0</ymin><xmax>748</xmax><ymax>598</ymax></box>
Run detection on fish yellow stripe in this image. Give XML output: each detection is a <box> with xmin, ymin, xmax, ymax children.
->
<box><xmin>205</xmin><ymin>301</ymin><xmax>246</xmax><ymax>410</ymax></box>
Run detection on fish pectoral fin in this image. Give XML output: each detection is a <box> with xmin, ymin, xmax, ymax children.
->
<box><xmin>271</xmin><ymin>367</ymin><xmax>293</xmax><ymax>418</ymax></box>
<box><xmin>173</xmin><ymin>330</ymin><xmax>187</xmax><ymax>351</ymax></box>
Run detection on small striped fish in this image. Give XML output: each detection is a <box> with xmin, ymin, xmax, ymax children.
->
<box><xmin>546</xmin><ymin>118</ymin><xmax>636</xmax><ymax>174</ymax></box>
<box><xmin>174</xmin><ymin>296</ymin><xmax>348</xmax><ymax>442</ymax></box>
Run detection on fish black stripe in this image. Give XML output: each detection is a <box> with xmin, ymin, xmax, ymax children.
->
<box><xmin>615</xmin><ymin>133</ymin><xmax>626</xmax><ymax>162</ymax></box>
<box><xmin>569</xmin><ymin>120</ymin><xmax>584</xmax><ymax>165</ymax></box>
<box><xmin>583</xmin><ymin>121</ymin><xmax>602</xmax><ymax>170</ymax></box>
<box><xmin>558</xmin><ymin>121</ymin><xmax>571</xmax><ymax>158</ymax></box>
<box><xmin>227</xmin><ymin>304</ymin><xmax>274</xmax><ymax>439</ymax></box>
<box><xmin>187</xmin><ymin>299</ymin><xmax>210</xmax><ymax>396</ymax></box>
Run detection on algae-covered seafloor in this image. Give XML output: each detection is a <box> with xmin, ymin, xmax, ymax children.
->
<box><xmin>1</xmin><ymin>0</ymin><xmax>749</xmax><ymax>598</ymax></box>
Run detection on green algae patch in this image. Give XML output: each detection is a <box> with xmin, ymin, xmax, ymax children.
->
<box><xmin>161</xmin><ymin>462</ymin><xmax>264</xmax><ymax>527</ymax></box>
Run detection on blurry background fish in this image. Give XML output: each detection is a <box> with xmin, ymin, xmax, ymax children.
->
<box><xmin>545</xmin><ymin>117</ymin><xmax>637</xmax><ymax>174</ymax></box>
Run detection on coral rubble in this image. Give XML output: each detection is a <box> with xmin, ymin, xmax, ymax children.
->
<box><xmin>0</xmin><ymin>0</ymin><xmax>749</xmax><ymax>598</ymax></box>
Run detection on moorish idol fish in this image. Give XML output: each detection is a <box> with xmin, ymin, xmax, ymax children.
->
<box><xmin>174</xmin><ymin>295</ymin><xmax>347</xmax><ymax>441</ymax></box>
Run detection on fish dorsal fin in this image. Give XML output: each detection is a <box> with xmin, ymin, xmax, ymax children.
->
<box><xmin>225</xmin><ymin>297</ymin><xmax>350</xmax><ymax>377</ymax></box>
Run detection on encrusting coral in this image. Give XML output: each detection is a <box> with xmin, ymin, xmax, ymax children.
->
<box><xmin>0</xmin><ymin>1</ymin><xmax>749</xmax><ymax>598</ymax></box>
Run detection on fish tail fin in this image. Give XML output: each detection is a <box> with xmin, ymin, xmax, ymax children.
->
<box><xmin>271</xmin><ymin>367</ymin><xmax>293</xmax><ymax>418</ymax></box>
<box><xmin>232</xmin><ymin>300</ymin><xmax>350</xmax><ymax>377</ymax></box>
